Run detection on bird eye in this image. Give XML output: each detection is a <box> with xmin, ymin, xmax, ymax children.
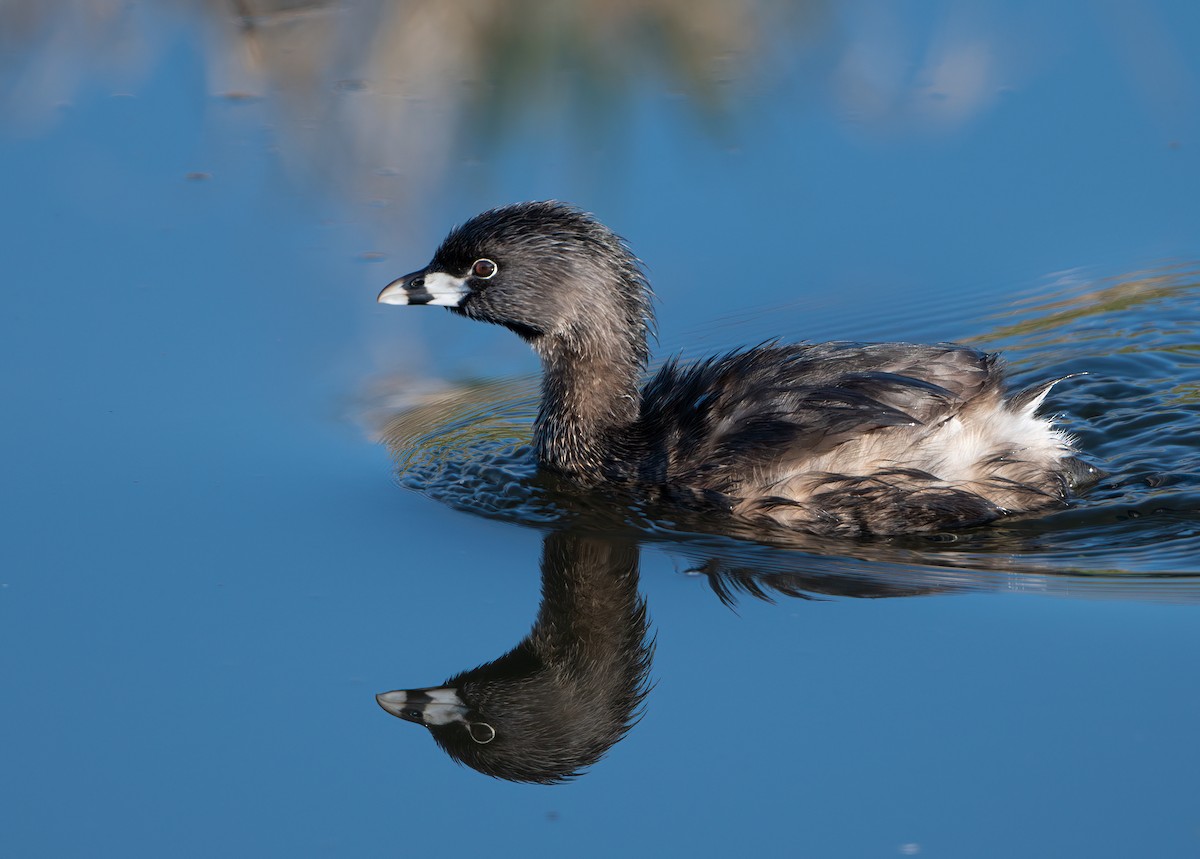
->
<box><xmin>471</xmin><ymin>259</ymin><xmax>497</xmax><ymax>279</ymax></box>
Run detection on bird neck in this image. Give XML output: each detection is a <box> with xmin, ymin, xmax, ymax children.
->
<box><xmin>532</xmin><ymin>326</ymin><xmax>645</xmax><ymax>478</ymax></box>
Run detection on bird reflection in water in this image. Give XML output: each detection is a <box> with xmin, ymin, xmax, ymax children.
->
<box><xmin>377</xmin><ymin>529</ymin><xmax>653</xmax><ymax>784</ymax></box>
<box><xmin>377</xmin><ymin>524</ymin><xmax>953</xmax><ymax>783</ymax></box>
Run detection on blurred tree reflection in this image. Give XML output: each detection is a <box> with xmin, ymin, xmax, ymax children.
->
<box><xmin>0</xmin><ymin>0</ymin><xmax>819</xmax><ymax>203</ymax></box>
<box><xmin>5</xmin><ymin>2</ymin><xmax>1191</xmax><ymax>220</ymax></box>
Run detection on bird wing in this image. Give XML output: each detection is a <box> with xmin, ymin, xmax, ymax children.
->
<box><xmin>635</xmin><ymin>342</ymin><xmax>1003</xmax><ymax>492</ymax></box>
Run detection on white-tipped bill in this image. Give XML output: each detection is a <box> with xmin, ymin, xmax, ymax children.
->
<box><xmin>377</xmin><ymin>270</ymin><xmax>469</xmax><ymax>307</ymax></box>
<box><xmin>376</xmin><ymin>686</ymin><xmax>469</xmax><ymax>726</ymax></box>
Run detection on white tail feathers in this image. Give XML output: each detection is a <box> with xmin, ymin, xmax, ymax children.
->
<box><xmin>1008</xmin><ymin>373</ymin><xmax>1086</xmax><ymax>416</ymax></box>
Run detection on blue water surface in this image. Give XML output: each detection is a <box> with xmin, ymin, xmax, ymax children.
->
<box><xmin>2</xmin><ymin>2</ymin><xmax>1199</xmax><ymax>857</ymax></box>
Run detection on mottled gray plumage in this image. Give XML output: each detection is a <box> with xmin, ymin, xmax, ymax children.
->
<box><xmin>379</xmin><ymin>201</ymin><xmax>1098</xmax><ymax>535</ymax></box>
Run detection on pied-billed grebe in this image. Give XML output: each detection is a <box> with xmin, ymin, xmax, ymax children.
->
<box><xmin>378</xmin><ymin>201</ymin><xmax>1097</xmax><ymax>535</ymax></box>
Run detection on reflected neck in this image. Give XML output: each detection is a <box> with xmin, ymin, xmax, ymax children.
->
<box><xmin>532</xmin><ymin>531</ymin><xmax>647</xmax><ymax>688</ymax></box>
